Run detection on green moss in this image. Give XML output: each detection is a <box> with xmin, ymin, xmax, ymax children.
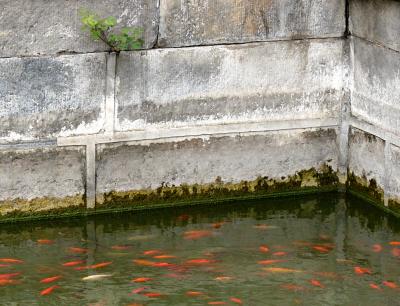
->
<box><xmin>346</xmin><ymin>171</ymin><xmax>384</xmax><ymax>204</ymax></box>
<box><xmin>388</xmin><ymin>199</ymin><xmax>400</xmax><ymax>215</ymax></box>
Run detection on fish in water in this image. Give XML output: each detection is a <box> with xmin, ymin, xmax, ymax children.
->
<box><xmin>391</xmin><ymin>248</ymin><xmax>400</xmax><ymax>257</ymax></box>
<box><xmin>75</xmin><ymin>262</ymin><xmax>112</xmax><ymax>270</ymax></box>
<box><xmin>0</xmin><ymin>279</ymin><xmax>20</xmax><ymax>286</ymax></box>
<box><xmin>62</xmin><ymin>260</ymin><xmax>85</xmax><ymax>267</ymax></box>
<box><xmin>258</xmin><ymin>259</ymin><xmax>287</xmax><ymax>265</ymax></box>
<box><xmin>212</xmin><ymin>222</ymin><xmax>224</xmax><ymax>229</ymax></box>
<box><xmin>40</xmin><ymin>275</ymin><xmax>62</xmax><ymax>284</ymax></box>
<box><xmin>132</xmin><ymin>277</ymin><xmax>152</xmax><ymax>283</ymax></box>
<box><xmin>273</xmin><ymin>252</ymin><xmax>287</xmax><ymax>257</ymax></box>
<box><xmin>354</xmin><ymin>266</ymin><xmax>372</xmax><ymax>275</ymax></box>
<box><xmin>253</xmin><ymin>224</ymin><xmax>278</xmax><ymax>230</ymax></box>
<box><xmin>133</xmin><ymin>259</ymin><xmax>155</xmax><ymax>266</ymax></box>
<box><xmin>372</xmin><ymin>244</ymin><xmax>383</xmax><ymax>253</ymax></box>
<box><xmin>0</xmin><ymin>264</ymin><xmax>10</xmax><ymax>268</ymax></box>
<box><xmin>183</xmin><ymin>230</ymin><xmax>213</xmax><ymax>240</ymax></box>
<box><xmin>37</xmin><ymin>239</ymin><xmax>54</xmax><ymax>245</ymax></box>
<box><xmin>215</xmin><ymin>276</ymin><xmax>233</xmax><ymax>281</ymax></box>
<box><xmin>129</xmin><ymin>287</ymin><xmax>148</xmax><ymax>295</ymax></box>
<box><xmin>0</xmin><ymin>273</ymin><xmax>21</xmax><ymax>280</ymax></box>
<box><xmin>0</xmin><ymin>258</ymin><xmax>24</xmax><ymax>264</ymax></box>
<box><xmin>312</xmin><ymin>246</ymin><xmax>331</xmax><ymax>253</ymax></box>
<box><xmin>153</xmin><ymin>255</ymin><xmax>176</xmax><ymax>259</ymax></box>
<box><xmin>262</xmin><ymin>267</ymin><xmax>303</xmax><ymax>273</ymax></box>
<box><xmin>143</xmin><ymin>250</ymin><xmax>161</xmax><ymax>256</ymax></box>
<box><xmin>259</xmin><ymin>245</ymin><xmax>269</xmax><ymax>253</ymax></box>
<box><xmin>389</xmin><ymin>241</ymin><xmax>400</xmax><ymax>246</ymax></box>
<box><xmin>143</xmin><ymin>292</ymin><xmax>164</xmax><ymax>298</ymax></box>
<box><xmin>369</xmin><ymin>283</ymin><xmax>381</xmax><ymax>290</ymax></box>
<box><xmin>40</xmin><ymin>285</ymin><xmax>59</xmax><ymax>296</ymax></box>
<box><xmin>230</xmin><ymin>297</ymin><xmax>243</xmax><ymax>304</ymax></box>
<box><xmin>186</xmin><ymin>259</ymin><xmax>215</xmax><ymax>265</ymax></box>
<box><xmin>69</xmin><ymin>247</ymin><xmax>88</xmax><ymax>254</ymax></box>
<box><xmin>186</xmin><ymin>291</ymin><xmax>204</xmax><ymax>297</ymax></box>
<box><xmin>310</xmin><ymin>279</ymin><xmax>325</xmax><ymax>288</ymax></box>
<box><xmin>383</xmin><ymin>281</ymin><xmax>397</xmax><ymax>289</ymax></box>
<box><xmin>208</xmin><ymin>302</ymin><xmax>226</xmax><ymax>305</ymax></box>
<box><xmin>82</xmin><ymin>274</ymin><xmax>112</xmax><ymax>281</ymax></box>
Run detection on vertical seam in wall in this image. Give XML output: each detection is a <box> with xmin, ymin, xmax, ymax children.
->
<box><xmin>384</xmin><ymin>141</ymin><xmax>392</xmax><ymax>207</ymax></box>
<box><xmin>85</xmin><ymin>139</ymin><xmax>96</xmax><ymax>209</ymax></box>
<box><xmin>154</xmin><ymin>0</ymin><xmax>161</xmax><ymax>48</ymax></box>
<box><xmin>345</xmin><ymin>0</ymin><xmax>350</xmax><ymax>37</ymax></box>
<box><xmin>104</xmin><ymin>53</ymin><xmax>117</xmax><ymax>134</ymax></box>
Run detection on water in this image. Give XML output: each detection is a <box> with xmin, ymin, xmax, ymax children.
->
<box><xmin>0</xmin><ymin>194</ymin><xmax>399</xmax><ymax>306</ymax></box>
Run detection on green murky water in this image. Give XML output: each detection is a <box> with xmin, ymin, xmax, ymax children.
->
<box><xmin>0</xmin><ymin>194</ymin><xmax>399</xmax><ymax>306</ymax></box>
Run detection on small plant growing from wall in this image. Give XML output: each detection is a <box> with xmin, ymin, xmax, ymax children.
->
<box><xmin>80</xmin><ymin>9</ymin><xmax>144</xmax><ymax>52</ymax></box>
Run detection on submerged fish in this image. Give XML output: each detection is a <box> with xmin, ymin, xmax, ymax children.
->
<box><xmin>253</xmin><ymin>224</ymin><xmax>278</xmax><ymax>230</ymax></box>
<box><xmin>133</xmin><ymin>259</ymin><xmax>155</xmax><ymax>266</ymax></box>
<box><xmin>310</xmin><ymin>279</ymin><xmax>325</xmax><ymax>288</ymax></box>
<box><xmin>259</xmin><ymin>245</ymin><xmax>269</xmax><ymax>253</ymax></box>
<box><xmin>186</xmin><ymin>291</ymin><xmax>204</xmax><ymax>297</ymax></box>
<box><xmin>258</xmin><ymin>259</ymin><xmax>286</xmax><ymax>265</ymax></box>
<box><xmin>391</xmin><ymin>248</ymin><xmax>400</xmax><ymax>257</ymax></box>
<box><xmin>312</xmin><ymin>246</ymin><xmax>331</xmax><ymax>253</ymax></box>
<box><xmin>215</xmin><ymin>276</ymin><xmax>233</xmax><ymax>281</ymax></box>
<box><xmin>208</xmin><ymin>302</ymin><xmax>226</xmax><ymax>305</ymax></box>
<box><xmin>82</xmin><ymin>274</ymin><xmax>112</xmax><ymax>281</ymax></box>
<box><xmin>0</xmin><ymin>264</ymin><xmax>10</xmax><ymax>268</ymax></box>
<box><xmin>69</xmin><ymin>247</ymin><xmax>88</xmax><ymax>254</ymax></box>
<box><xmin>153</xmin><ymin>255</ymin><xmax>176</xmax><ymax>259</ymax></box>
<box><xmin>389</xmin><ymin>241</ymin><xmax>400</xmax><ymax>246</ymax></box>
<box><xmin>212</xmin><ymin>222</ymin><xmax>224</xmax><ymax>229</ymax></box>
<box><xmin>75</xmin><ymin>262</ymin><xmax>113</xmax><ymax>270</ymax></box>
<box><xmin>37</xmin><ymin>239</ymin><xmax>54</xmax><ymax>245</ymax></box>
<box><xmin>230</xmin><ymin>297</ymin><xmax>243</xmax><ymax>304</ymax></box>
<box><xmin>0</xmin><ymin>279</ymin><xmax>20</xmax><ymax>286</ymax></box>
<box><xmin>0</xmin><ymin>258</ymin><xmax>24</xmax><ymax>264</ymax></box>
<box><xmin>273</xmin><ymin>252</ymin><xmax>287</xmax><ymax>257</ymax></box>
<box><xmin>354</xmin><ymin>266</ymin><xmax>372</xmax><ymax>275</ymax></box>
<box><xmin>0</xmin><ymin>273</ymin><xmax>21</xmax><ymax>280</ymax></box>
<box><xmin>186</xmin><ymin>259</ymin><xmax>215</xmax><ymax>265</ymax></box>
<box><xmin>132</xmin><ymin>277</ymin><xmax>152</xmax><ymax>283</ymax></box>
<box><xmin>143</xmin><ymin>250</ymin><xmax>161</xmax><ymax>256</ymax></box>
<box><xmin>40</xmin><ymin>285</ymin><xmax>59</xmax><ymax>296</ymax></box>
<box><xmin>130</xmin><ymin>287</ymin><xmax>148</xmax><ymax>295</ymax></box>
<box><xmin>372</xmin><ymin>244</ymin><xmax>383</xmax><ymax>253</ymax></box>
<box><xmin>40</xmin><ymin>275</ymin><xmax>62</xmax><ymax>284</ymax></box>
<box><xmin>62</xmin><ymin>260</ymin><xmax>85</xmax><ymax>267</ymax></box>
<box><xmin>263</xmin><ymin>267</ymin><xmax>303</xmax><ymax>273</ymax></box>
<box><xmin>369</xmin><ymin>283</ymin><xmax>381</xmax><ymax>290</ymax></box>
<box><xmin>383</xmin><ymin>281</ymin><xmax>397</xmax><ymax>289</ymax></box>
<box><xmin>183</xmin><ymin>230</ymin><xmax>213</xmax><ymax>240</ymax></box>
<box><xmin>143</xmin><ymin>292</ymin><xmax>164</xmax><ymax>298</ymax></box>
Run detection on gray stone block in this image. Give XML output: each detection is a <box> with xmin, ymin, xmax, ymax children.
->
<box><xmin>96</xmin><ymin>128</ymin><xmax>339</xmax><ymax>197</ymax></box>
<box><xmin>116</xmin><ymin>39</ymin><xmax>347</xmax><ymax>131</ymax></box>
<box><xmin>0</xmin><ymin>0</ymin><xmax>159</xmax><ymax>57</ymax></box>
<box><xmin>0</xmin><ymin>53</ymin><xmax>107</xmax><ymax>141</ymax></box>
<box><xmin>352</xmin><ymin>38</ymin><xmax>400</xmax><ymax>137</ymax></box>
<box><xmin>350</xmin><ymin>0</ymin><xmax>400</xmax><ymax>52</ymax></box>
<box><xmin>388</xmin><ymin>144</ymin><xmax>400</xmax><ymax>201</ymax></box>
<box><xmin>348</xmin><ymin>127</ymin><xmax>385</xmax><ymax>199</ymax></box>
<box><xmin>158</xmin><ymin>0</ymin><xmax>345</xmax><ymax>47</ymax></box>
<box><xmin>0</xmin><ymin>145</ymin><xmax>86</xmax><ymax>215</ymax></box>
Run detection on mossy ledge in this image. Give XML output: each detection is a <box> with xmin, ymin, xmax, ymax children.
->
<box><xmin>0</xmin><ymin>165</ymin><xmax>339</xmax><ymax>223</ymax></box>
<box><xmin>346</xmin><ymin>171</ymin><xmax>384</xmax><ymax>204</ymax></box>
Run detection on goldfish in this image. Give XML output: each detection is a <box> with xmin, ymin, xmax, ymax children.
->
<box><xmin>354</xmin><ymin>266</ymin><xmax>372</xmax><ymax>275</ymax></box>
<box><xmin>310</xmin><ymin>279</ymin><xmax>325</xmax><ymax>288</ymax></box>
<box><xmin>82</xmin><ymin>274</ymin><xmax>112</xmax><ymax>281</ymax></box>
<box><xmin>230</xmin><ymin>297</ymin><xmax>243</xmax><ymax>304</ymax></box>
<box><xmin>130</xmin><ymin>287</ymin><xmax>148</xmax><ymax>295</ymax></box>
<box><xmin>40</xmin><ymin>275</ymin><xmax>62</xmax><ymax>284</ymax></box>
<box><xmin>183</xmin><ymin>230</ymin><xmax>213</xmax><ymax>240</ymax></box>
<box><xmin>383</xmin><ymin>281</ymin><xmax>397</xmax><ymax>289</ymax></box>
<box><xmin>186</xmin><ymin>259</ymin><xmax>214</xmax><ymax>265</ymax></box>
<box><xmin>389</xmin><ymin>241</ymin><xmax>400</xmax><ymax>246</ymax></box>
<box><xmin>273</xmin><ymin>252</ymin><xmax>287</xmax><ymax>256</ymax></box>
<box><xmin>253</xmin><ymin>224</ymin><xmax>278</xmax><ymax>230</ymax></box>
<box><xmin>0</xmin><ymin>273</ymin><xmax>21</xmax><ymax>279</ymax></box>
<box><xmin>215</xmin><ymin>276</ymin><xmax>233</xmax><ymax>281</ymax></box>
<box><xmin>262</xmin><ymin>267</ymin><xmax>303</xmax><ymax>273</ymax></box>
<box><xmin>0</xmin><ymin>264</ymin><xmax>10</xmax><ymax>268</ymax></box>
<box><xmin>372</xmin><ymin>244</ymin><xmax>383</xmax><ymax>253</ymax></box>
<box><xmin>40</xmin><ymin>285</ymin><xmax>59</xmax><ymax>296</ymax></box>
<box><xmin>143</xmin><ymin>292</ymin><xmax>164</xmax><ymax>298</ymax></box>
<box><xmin>391</xmin><ymin>248</ymin><xmax>400</xmax><ymax>257</ymax></box>
<box><xmin>111</xmin><ymin>245</ymin><xmax>131</xmax><ymax>251</ymax></box>
<box><xmin>0</xmin><ymin>279</ymin><xmax>20</xmax><ymax>286</ymax></box>
<box><xmin>259</xmin><ymin>245</ymin><xmax>269</xmax><ymax>253</ymax></box>
<box><xmin>132</xmin><ymin>277</ymin><xmax>152</xmax><ymax>283</ymax></box>
<box><xmin>133</xmin><ymin>259</ymin><xmax>155</xmax><ymax>266</ymax></box>
<box><xmin>208</xmin><ymin>302</ymin><xmax>226</xmax><ymax>305</ymax></box>
<box><xmin>69</xmin><ymin>247</ymin><xmax>88</xmax><ymax>254</ymax></box>
<box><xmin>0</xmin><ymin>258</ymin><xmax>24</xmax><ymax>264</ymax></box>
<box><xmin>143</xmin><ymin>250</ymin><xmax>161</xmax><ymax>256</ymax></box>
<box><xmin>369</xmin><ymin>283</ymin><xmax>381</xmax><ymax>290</ymax></box>
<box><xmin>153</xmin><ymin>255</ymin><xmax>176</xmax><ymax>259</ymax></box>
<box><xmin>258</xmin><ymin>259</ymin><xmax>287</xmax><ymax>265</ymax></box>
<box><xmin>62</xmin><ymin>260</ymin><xmax>85</xmax><ymax>267</ymax></box>
<box><xmin>37</xmin><ymin>239</ymin><xmax>54</xmax><ymax>245</ymax></box>
<box><xmin>186</xmin><ymin>291</ymin><xmax>204</xmax><ymax>297</ymax></box>
<box><xmin>90</xmin><ymin>262</ymin><xmax>112</xmax><ymax>269</ymax></box>
<box><xmin>312</xmin><ymin>246</ymin><xmax>330</xmax><ymax>253</ymax></box>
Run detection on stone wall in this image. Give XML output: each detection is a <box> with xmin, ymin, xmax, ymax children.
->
<box><xmin>0</xmin><ymin>0</ymin><xmax>399</xmax><ymax>220</ymax></box>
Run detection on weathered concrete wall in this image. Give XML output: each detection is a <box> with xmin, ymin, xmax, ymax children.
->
<box><xmin>0</xmin><ymin>0</ymin><xmax>159</xmax><ymax>57</ymax></box>
<box><xmin>0</xmin><ymin>54</ymin><xmax>107</xmax><ymax>142</ymax></box>
<box><xmin>116</xmin><ymin>39</ymin><xmax>347</xmax><ymax>131</ymax></box>
<box><xmin>158</xmin><ymin>0</ymin><xmax>346</xmax><ymax>47</ymax></box>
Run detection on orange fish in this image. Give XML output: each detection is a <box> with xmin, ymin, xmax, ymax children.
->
<box><xmin>310</xmin><ymin>279</ymin><xmax>325</xmax><ymax>288</ymax></box>
<box><xmin>186</xmin><ymin>259</ymin><xmax>214</xmax><ymax>265</ymax></box>
<box><xmin>312</xmin><ymin>246</ymin><xmax>330</xmax><ymax>253</ymax></box>
<box><xmin>132</xmin><ymin>277</ymin><xmax>152</xmax><ymax>283</ymax></box>
<box><xmin>186</xmin><ymin>291</ymin><xmax>204</xmax><ymax>297</ymax></box>
<box><xmin>153</xmin><ymin>255</ymin><xmax>176</xmax><ymax>259</ymax></box>
<box><xmin>259</xmin><ymin>245</ymin><xmax>269</xmax><ymax>253</ymax></box>
<box><xmin>143</xmin><ymin>250</ymin><xmax>161</xmax><ymax>256</ymax></box>
<box><xmin>40</xmin><ymin>275</ymin><xmax>62</xmax><ymax>284</ymax></box>
<box><xmin>212</xmin><ymin>222</ymin><xmax>224</xmax><ymax>229</ymax></box>
<box><xmin>280</xmin><ymin>284</ymin><xmax>306</xmax><ymax>291</ymax></box>
<box><xmin>391</xmin><ymin>248</ymin><xmax>400</xmax><ymax>257</ymax></box>
<box><xmin>258</xmin><ymin>259</ymin><xmax>286</xmax><ymax>265</ymax></box>
<box><xmin>273</xmin><ymin>252</ymin><xmax>287</xmax><ymax>257</ymax></box>
<box><xmin>69</xmin><ymin>247</ymin><xmax>88</xmax><ymax>254</ymax></box>
<box><xmin>383</xmin><ymin>281</ymin><xmax>397</xmax><ymax>289</ymax></box>
<box><xmin>111</xmin><ymin>245</ymin><xmax>131</xmax><ymax>251</ymax></box>
<box><xmin>215</xmin><ymin>276</ymin><xmax>233</xmax><ymax>281</ymax></box>
<box><xmin>389</xmin><ymin>241</ymin><xmax>400</xmax><ymax>246</ymax></box>
<box><xmin>230</xmin><ymin>297</ymin><xmax>243</xmax><ymax>304</ymax></box>
<box><xmin>0</xmin><ymin>258</ymin><xmax>24</xmax><ymax>264</ymax></box>
<box><xmin>40</xmin><ymin>285</ymin><xmax>59</xmax><ymax>296</ymax></box>
<box><xmin>208</xmin><ymin>302</ymin><xmax>226</xmax><ymax>305</ymax></box>
<box><xmin>90</xmin><ymin>262</ymin><xmax>112</xmax><ymax>269</ymax></box>
<box><xmin>354</xmin><ymin>266</ymin><xmax>372</xmax><ymax>275</ymax></box>
<box><xmin>133</xmin><ymin>259</ymin><xmax>155</xmax><ymax>266</ymax></box>
<box><xmin>183</xmin><ymin>230</ymin><xmax>213</xmax><ymax>240</ymax></box>
<box><xmin>62</xmin><ymin>260</ymin><xmax>85</xmax><ymax>267</ymax></box>
<box><xmin>129</xmin><ymin>287</ymin><xmax>148</xmax><ymax>295</ymax></box>
<box><xmin>0</xmin><ymin>273</ymin><xmax>21</xmax><ymax>279</ymax></box>
<box><xmin>372</xmin><ymin>244</ymin><xmax>383</xmax><ymax>253</ymax></box>
<box><xmin>37</xmin><ymin>239</ymin><xmax>54</xmax><ymax>245</ymax></box>
<box><xmin>0</xmin><ymin>264</ymin><xmax>10</xmax><ymax>268</ymax></box>
<box><xmin>369</xmin><ymin>283</ymin><xmax>381</xmax><ymax>290</ymax></box>
<box><xmin>263</xmin><ymin>267</ymin><xmax>303</xmax><ymax>273</ymax></box>
<box><xmin>0</xmin><ymin>279</ymin><xmax>20</xmax><ymax>286</ymax></box>
<box><xmin>143</xmin><ymin>292</ymin><xmax>164</xmax><ymax>298</ymax></box>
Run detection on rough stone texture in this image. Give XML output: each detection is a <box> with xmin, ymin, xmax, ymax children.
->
<box><xmin>0</xmin><ymin>0</ymin><xmax>159</xmax><ymax>57</ymax></box>
<box><xmin>0</xmin><ymin>146</ymin><xmax>86</xmax><ymax>215</ymax></box>
<box><xmin>388</xmin><ymin>144</ymin><xmax>400</xmax><ymax>202</ymax></box>
<box><xmin>348</xmin><ymin>127</ymin><xmax>385</xmax><ymax>200</ymax></box>
<box><xmin>158</xmin><ymin>0</ymin><xmax>345</xmax><ymax>47</ymax></box>
<box><xmin>352</xmin><ymin>37</ymin><xmax>400</xmax><ymax>137</ymax></box>
<box><xmin>96</xmin><ymin>128</ymin><xmax>339</xmax><ymax>197</ymax></box>
<box><xmin>350</xmin><ymin>0</ymin><xmax>400</xmax><ymax>52</ymax></box>
<box><xmin>116</xmin><ymin>39</ymin><xmax>347</xmax><ymax>131</ymax></box>
<box><xmin>0</xmin><ymin>53</ymin><xmax>107</xmax><ymax>141</ymax></box>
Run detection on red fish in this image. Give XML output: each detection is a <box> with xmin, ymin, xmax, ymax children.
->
<box><xmin>369</xmin><ymin>283</ymin><xmax>381</xmax><ymax>290</ymax></box>
<box><xmin>40</xmin><ymin>285</ymin><xmax>59</xmax><ymax>296</ymax></box>
<box><xmin>90</xmin><ymin>262</ymin><xmax>112</xmax><ymax>269</ymax></box>
<box><xmin>37</xmin><ymin>239</ymin><xmax>54</xmax><ymax>245</ymax></box>
<box><xmin>40</xmin><ymin>275</ymin><xmax>62</xmax><ymax>284</ymax></box>
<box><xmin>230</xmin><ymin>297</ymin><xmax>243</xmax><ymax>304</ymax></box>
<box><xmin>273</xmin><ymin>252</ymin><xmax>287</xmax><ymax>256</ymax></box>
<box><xmin>257</xmin><ymin>259</ymin><xmax>286</xmax><ymax>265</ymax></box>
<box><xmin>186</xmin><ymin>291</ymin><xmax>204</xmax><ymax>297</ymax></box>
<box><xmin>354</xmin><ymin>266</ymin><xmax>372</xmax><ymax>275</ymax></box>
<box><xmin>372</xmin><ymin>244</ymin><xmax>383</xmax><ymax>253</ymax></box>
<box><xmin>62</xmin><ymin>260</ymin><xmax>85</xmax><ymax>267</ymax></box>
<box><xmin>129</xmin><ymin>287</ymin><xmax>148</xmax><ymax>295</ymax></box>
<box><xmin>0</xmin><ymin>264</ymin><xmax>10</xmax><ymax>268</ymax></box>
<box><xmin>383</xmin><ymin>281</ymin><xmax>397</xmax><ymax>289</ymax></box>
<box><xmin>186</xmin><ymin>259</ymin><xmax>214</xmax><ymax>265</ymax></box>
<box><xmin>133</xmin><ymin>259</ymin><xmax>155</xmax><ymax>266</ymax></box>
<box><xmin>208</xmin><ymin>302</ymin><xmax>226</xmax><ymax>305</ymax></box>
<box><xmin>132</xmin><ymin>277</ymin><xmax>152</xmax><ymax>283</ymax></box>
<box><xmin>183</xmin><ymin>230</ymin><xmax>213</xmax><ymax>240</ymax></box>
<box><xmin>310</xmin><ymin>279</ymin><xmax>325</xmax><ymax>288</ymax></box>
<box><xmin>143</xmin><ymin>250</ymin><xmax>161</xmax><ymax>256</ymax></box>
<box><xmin>259</xmin><ymin>245</ymin><xmax>269</xmax><ymax>253</ymax></box>
<box><xmin>312</xmin><ymin>246</ymin><xmax>330</xmax><ymax>253</ymax></box>
<box><xmin>143</xmin><ymin>292</ymin><xmax>164</xmax><ymax>298</ymax></box>
<box><xmin>391</xmin><ymin>248</ymin><xmax>400</xmax><ymax>257</ymax></box>
<box><xmin>0</xmin><ymin>273</ymin><xmax>21</xmax><ymax>280</ymax></box>
<box><xmin>69</xmin><ymin>247</ymin><xmax>88</xmax><ymax>254</ymax></box>
<box><xmin>389</xmin><ymin>241</ymin><xmax>400</xmax><ymax>246</ymax></box>
<box><xmin>0</xmin><ymin>258</ymin><xmax>24</xmax><ymax>264</ymax></box>
<box><xmin>153</xmin><ymin>255</ymin><xmax>176</xmax><ymax>259</ymax></box>
<box><xmin>0</xmin><ymin>279</ymin><xmax>20</xmax><ymax>286</ymax></box>
<box><xmin>111</xmin><ymin>245</ymin><xmax>131</xmax><ymax>251</ymax></box>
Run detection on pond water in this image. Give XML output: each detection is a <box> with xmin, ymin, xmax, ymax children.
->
<box><xmin>0</xmin><ymin>194</ymin><xmax>399</xmax><ymax>306</ymax></box>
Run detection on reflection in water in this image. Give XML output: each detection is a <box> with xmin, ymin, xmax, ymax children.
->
<box><xmin>0</xmin><ymin>194</ymin><xmax>399</xmax><ymax>305</ymax></box>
